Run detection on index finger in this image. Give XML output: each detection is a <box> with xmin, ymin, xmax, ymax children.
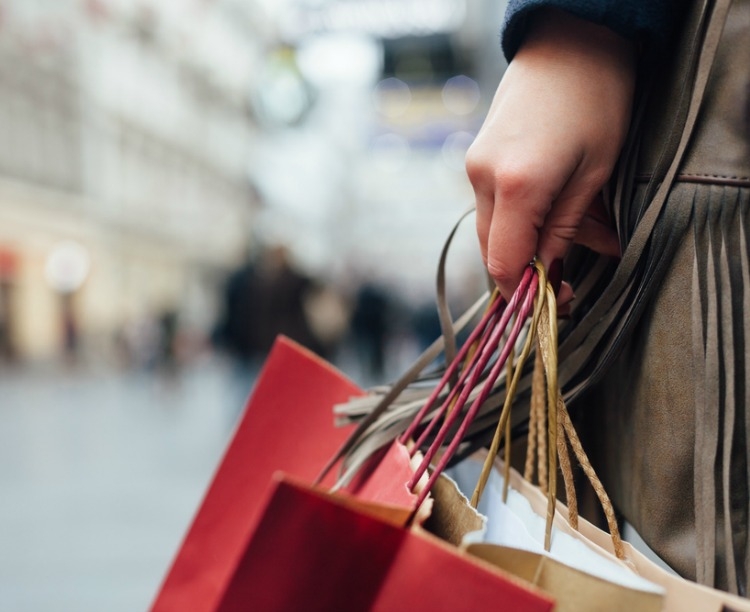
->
<box><xmin>481</xmin><ymin>187</ymin><xmax>549</xmax><ymax>301</ymax></box>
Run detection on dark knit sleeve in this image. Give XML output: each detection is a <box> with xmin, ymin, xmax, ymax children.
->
<box><xmin>501</xmin><ymin>0</ymin><xmax>677</xmax><ymax>61</ymax></box>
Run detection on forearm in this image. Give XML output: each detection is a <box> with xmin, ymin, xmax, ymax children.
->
<box><xmin>466</xmin><ymin>7</ymin><xmax>636</xmax><ymax>299</ymax></box>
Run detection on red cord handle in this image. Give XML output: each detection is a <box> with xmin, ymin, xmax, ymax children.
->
<box><xmin>402</xmin><ymin>265</ymin><xmax>540</xmax><ymax>509</ymax></box>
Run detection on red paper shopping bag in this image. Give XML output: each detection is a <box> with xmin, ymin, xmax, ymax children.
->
<box><xmin>152</xmin><ymin>335</ymin><xmax>554</xmax><ymax>612</ymax></box>
<box><xmin>152</xmin><ymin>337</ymin><xmax>366</xmax><ymax>612</ymax></box>
<box><xmin>215</xmin><ymin>475</ymin><xmax>554</xmax><ymax>612</ymax></box>
<box><xmin>152</xmin><ymin>268</ymin><xmax>551</xmax><ymax>612</ymax></box>
<box><xmin>153</xmin><ymin>336</ymin><xmax>426</xmax><ymax>612</ymax></box>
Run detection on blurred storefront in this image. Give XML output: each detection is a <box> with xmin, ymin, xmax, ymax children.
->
<box><xmin>249</xmin><ymin>0</ymin><xmax>508</xmax><ymax>306</ymax></box>
<box><xmin>0</xmin><ymin>0</ymin><xmax>509</xmax><ymax>366</ymax></box>
<box><xmin>0</xmin><ymin>2</ymin><xmax>519</xmax><ymax>611</ymax></box>
<box><xmin>0</xmin><ymin>0</ymin><xmax>263</xmax><ymax>362</ymax></box>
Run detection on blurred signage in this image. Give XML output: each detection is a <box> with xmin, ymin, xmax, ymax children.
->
<box><xmin>282</xmin><ymin>0</ymin><xmax>467</xmax><ymax>40</ymax></box>
<box><xmin>0</xmin><ymin>247</ymin><xmax>17</xmax><ymax>280</ymax></box>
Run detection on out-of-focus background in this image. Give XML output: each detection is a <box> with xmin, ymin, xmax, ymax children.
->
<box><xmin>0</xmin><ymin>0</ymin><xmax>508</xmax><ymax>609</ymax></box>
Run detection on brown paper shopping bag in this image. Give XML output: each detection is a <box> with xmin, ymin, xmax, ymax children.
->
<box><xmin>468</xmin><ymin>544</ymin><xmax>663</xmax><ymax>612</ymax></box>
<box><xmin>461</xmin><ymin>452</ymin><xmax>750</xmax><ymax>612</ymax></box>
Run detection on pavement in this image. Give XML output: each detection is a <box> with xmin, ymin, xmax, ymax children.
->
<box><xmin>0</xmin><ymin>356</ymin><xmax>238</xmax><ymax>612</ymax></box>
<box><xmin>0</xmin><ymin>345</ymin><xmax>676</xmax><ymax>611</ymax></box>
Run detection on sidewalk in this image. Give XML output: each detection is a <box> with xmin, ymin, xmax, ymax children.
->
<box><xmin>0</xmin><ymin>358</ymin><xmax>235</xmax><ymax>612</ymax></box>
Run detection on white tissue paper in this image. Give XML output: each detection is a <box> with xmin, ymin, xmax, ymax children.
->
<box><xmin>446</xmin><ymin>459</ymin><xmax>664</xmax><ymax>596</ymax></box>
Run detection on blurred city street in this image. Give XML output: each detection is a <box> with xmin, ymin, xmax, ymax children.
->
<box><xmin>0</xmin><ymin>343</ymin><xmax>431</xmax><ymax>611</ymax></box>
<box><xmin>0</xmin><ymin>0</ymin><xmax>509</xmax><ymax>609</ymax></box>
<box><xmin>0</xmin><ymin>358</ymin><xmax>236</xmax><ymax>612</ymax></box>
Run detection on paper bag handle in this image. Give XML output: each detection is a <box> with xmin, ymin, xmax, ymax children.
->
<box><xmin>385</xmin><ymin>266</ymin><xmax>538</xmax><ymax>512</ymax></box>
<box><xmin>471</xmin><ymin>264</ymin><xmax>628</xmax><ymax>561</ymax></box>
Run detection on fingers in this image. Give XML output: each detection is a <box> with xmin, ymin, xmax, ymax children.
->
<box><xmin>574</xmin><ymin>214</ymin><xmax>621</xmax><ymax>257</ymax></box>
<box><xmin>485</xmin><ymin>188</ymin><xmax>547</xmax><ymax>301</ymax></box>
<box><xmin>475</xmin><ymin>169</ymin><xmax>617</xmax><ymax>304</ymax></box>
<box><xmin>474</xmin><ymin>184</ymin><xmax>494</xmax><ymax>269</ymax></box>
<box><xmin>534</xmin><ymin>170</ymin><xmax>609</xmax><ymax>272</ymax></box>
<box><xmin>474</xmin><ymin>158</ymin><xmax>593</xmax><ymax>301</ymax></box>
<box><xmin>467</xmin><ymin>7</ymin><xmax>635</xmax><ymax>305</ymax></box>
<box><xmin>473</xmin><ymin>162</ymin><xmax>556</xmax><ymax>301</ymax></box>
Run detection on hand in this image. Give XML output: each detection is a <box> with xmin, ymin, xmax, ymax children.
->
<box><xmin>465</xmin><ymin>8</ymin><xmax>636</xmax><ymax>303</ymax></box>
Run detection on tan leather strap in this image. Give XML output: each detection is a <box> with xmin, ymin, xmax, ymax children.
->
<box><xmin>636</xmin><ymin>173</ymin><xmax>750</xmax><ymax>188</ymax></box>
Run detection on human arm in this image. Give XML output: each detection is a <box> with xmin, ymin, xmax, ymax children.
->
<box><xmin>465</xmin><ymin>7</ymin><xmax>637</xmax><ymax>301</ymax></box>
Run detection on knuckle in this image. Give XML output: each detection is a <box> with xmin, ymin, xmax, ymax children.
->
<box><xmin>494</xmin><ymin>163</ymin><xmax>534</xmax><ymax>202</ymax></box>
<box><xmin>464</xmin><ymin>144</ymin><xmax>490</xmax><ymax>184</ymax></box>
<box><xmin>485</xmin><ymin>257</ymin><xmax>516</xmax><ymax>287</ymax></box>
<box><xmin>464</xmin><ymin>142</ymin><xmax>532</xmax><ymax>189</ymax></box>
<box><xmin>465</xmin><ymin>148</ymin><xmax>534</xmax><ymax>201</ymax></box>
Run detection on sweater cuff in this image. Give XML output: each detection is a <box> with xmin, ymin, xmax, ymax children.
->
<box><xmin>501</xmin><ymin>0</ymin><xmax>675</xmax><ymax>62</ymax></box>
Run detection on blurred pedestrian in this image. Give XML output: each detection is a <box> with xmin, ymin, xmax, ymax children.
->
<box><xmin>214</xmin><ymin>243</ymin><xmax>324</xmax><ymax>413</ymax></box>
<box><xmin>349</xmin><ymin>281</ymin><xmax>391</xmax><ymax>383</ymax></box>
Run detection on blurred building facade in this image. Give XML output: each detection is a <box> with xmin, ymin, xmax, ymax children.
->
<box><xmin>248</xmin><ymin>0</ymin><xmax>507</xmax><ymax>328</ymax></box>
<box><xmin>0</xmin><ymin>0</ymin><xmax>265</xmax><ymax>362</ymax></box>
<box><xmin>0</xmin><ymin>0</ymin><xmax>508</xmax><ymax>366</ymax></box>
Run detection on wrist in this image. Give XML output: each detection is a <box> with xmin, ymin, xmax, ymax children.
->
<box><xmin>520</xmin><ymin>8</ymin><xmax>636</xmax><ymax>77</ymax></box>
